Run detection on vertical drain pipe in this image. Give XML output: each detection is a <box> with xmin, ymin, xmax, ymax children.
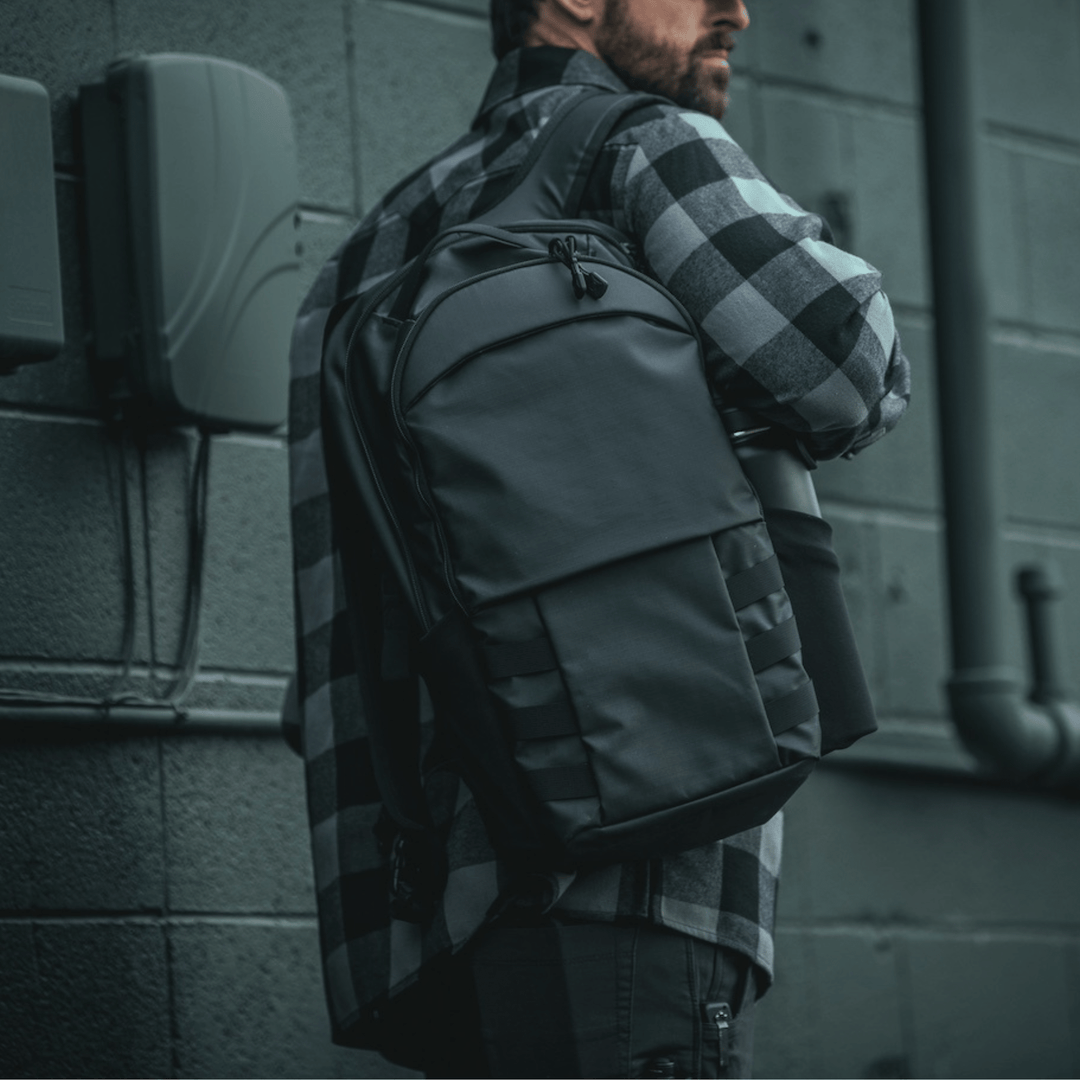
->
<box><xmin>918</xmin><ymin>0</ymin><xmax>1080</xmax><ymax>786</ymax></box>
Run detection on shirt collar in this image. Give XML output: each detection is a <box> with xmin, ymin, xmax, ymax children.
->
<box><xmin>475</xmin><ymin>46</ymin><xmax>629</xmax><ymax>122</ymax></box>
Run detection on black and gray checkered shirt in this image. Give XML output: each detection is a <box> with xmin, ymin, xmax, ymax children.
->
<box><xmin>289</xmin><ymin>46</ymin><xmax>909</xmax><ymax>1042</ymax></box>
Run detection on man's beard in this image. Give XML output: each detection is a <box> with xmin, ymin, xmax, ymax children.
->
<box><xmin>596</xmin><ymin>0</ymin><xmax>731</xmax><ymax>121</ymax></box>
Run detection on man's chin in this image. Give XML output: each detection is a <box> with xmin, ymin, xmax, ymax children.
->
<box><xmin>673</xmin><ymin>82</ymin><xmax>729</xmax><ymax>123</ymax></box>
<box><xmin>601</xmin><ymin>54</ymin><xmax>730</xmax><ymax>122</ymax></box>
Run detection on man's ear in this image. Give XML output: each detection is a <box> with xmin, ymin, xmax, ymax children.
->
<box><xmin>526</xmin><ymin>0</ymin><xmax>606</xmax><ymax>51</ymax></box>
<box><xmin>549</xmin><ymin>0</ymin><xmax>603</xmax><ymax>25</ymax></box>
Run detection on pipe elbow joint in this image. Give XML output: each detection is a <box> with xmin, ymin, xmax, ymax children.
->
<box><xmin>1042</xmin><ymin>699</ymin><xmax>1080</xmax><ymax>789</ymax></box>
<box><xmin>948</xmin><ymin>668</ymin><xmax>1080</xmax><ymax>789</ymax></box>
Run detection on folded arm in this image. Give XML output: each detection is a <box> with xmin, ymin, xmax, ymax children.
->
<box><xmin>609</xmin><ymin>106</ymin><xmax>911</xmax><ymax>461</ymax></box>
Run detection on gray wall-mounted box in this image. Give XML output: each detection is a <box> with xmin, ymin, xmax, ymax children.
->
<box><xmin>0</xmin><ymin>73</ymin><xmax>65</xmax><ymax>369</ymax></box>
<box><xmin>80</xmin><ymin>55</ymin><xmax>300</xmax><ymax>431</ymax></box>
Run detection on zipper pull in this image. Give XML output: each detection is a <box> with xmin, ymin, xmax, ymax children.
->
<box><xmin>548</xmin><ymin>236</ymin><xmax>607</xmax><ymax>299</ymax></box>
<box><xmin>705</xmin><ymin>1001</ymin><xmax>733</xmax><ymax>1071</ymax></box>
<box><xmin>549</xmin><ymin>236</ymin><xmax>586</xmax><ymax>298</ymax></box>
<box><xmin>584</xmin><ymin>267</ymin><xmax>608</xmax><ymax>299</ymax></box>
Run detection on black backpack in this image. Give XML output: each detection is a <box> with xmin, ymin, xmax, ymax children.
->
<box><xmin>320</xmin><ymin>90</ymin><xmax>874</xmax><ymax>905</ymax></box>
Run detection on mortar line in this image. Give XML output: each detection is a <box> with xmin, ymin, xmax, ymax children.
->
<box><xmin>1065</xmin><ymin>943</ymin><xmax>1080</xmax><ymax>1078</ymax></box>
<box><xmin>0</xmin><ymin>912</ymin><xmax>319</xmax><ymax>926</ymax></box>
<box><xmin>816</xmin><ymin>502</ymin><xmax>942</xmax><ymax>530</ymax></box>
<box><xmin>164</xmin><ymin>913</ymin><xmax>181</xmax><ymax>1079</ymax></box>
<box><xmin>13</xmin><ymin>913</ymin><xmax>1072</xmax><ymax>938</ymax></box>
<box><xmin>985</xmin><ymin>122</ymin><xmax>1080</xmax><ymax>162</ymax></box>
<box><xmin>893</xmin><ymin>931</ymin><xmax>919</xmax><ymax>1078</ymax></box>
<box><xmin>344</xmin><ymin>0</ymin><xmax>364</xmax><ymax>217</ymax></box>
<box><xmin>749</xmin><ymin>73</ymin><xmax>920</xmax><ymax>121</ymax></box>
<box><xmin>371</xmin><ymin>0</ymin><xmax>488</xmax><ymax>28</ymax></box>
<box><xmin>1003</xmin><ymin>523</ymin><xmax>1080</xmax><ymax>549</ymax></box>
<box><xmin>299</xmin><ymin>204</ymin><xmax>358</xmax><ymax>224</ymax></box>
<box><xmin>866</xmin><ymin>508</ymin><xmax>892</xmax><ymax>712</ymax></box>
<box><xmin>776</xmin><ymin>921</ymin><xmax>1080</xmax><ymax>941</ymax></box>
<box><xmin>991</xmin><ymin>322</ymin><xmax>1080</xmax><ymax>355</ymax></box>
<box><xmin>0</xmin><ymin>404</ymin><xmax>105</xmax><ymax>426</ymax></box>
<box><xmin>0</xmin><ymin>658</ymin><xmax>292</xmax><ymax>682</ymax></box>
<box><xmin>156</xmin><ymin>734</ymin><xmax>180</xmax><ymax>1079</ymax></box>
<box><xmin>213</xmin><ymin>431</ymin><xmax>287</xmax><ymax>449</ymax></box>
<box><xmin>1008</xmin><ymin>141</ymin><xmax>1036</xmax><ymax>323</ymax></box>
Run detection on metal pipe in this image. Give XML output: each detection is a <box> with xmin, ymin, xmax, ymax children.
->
<box><xmin>0</xmin><ymin>702</ymin><xmax>284</xmax><ymax>736</ymax></box>
<box><xmin>919</xmin><ymin>0</ymin><xmax>1003</xmax><ymax>672</ymax></box>
<box><xmin>918</xmin><ymin>0</ymin><xmax>1080</xmax><ymax>787</ymax></box>
<box><xmin>1017</xmin><ymin>563</ymin><xmax>1071</xmax><ymax>706</ymax></box>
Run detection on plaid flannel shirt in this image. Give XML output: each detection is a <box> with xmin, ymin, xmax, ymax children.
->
<box><xmin>289</xmin><ymin>46</ymin><xmax>910</xmax><ymax>1044</ymax></box>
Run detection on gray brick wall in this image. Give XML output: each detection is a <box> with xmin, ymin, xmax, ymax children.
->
<box><xmin>757</xmin><ymin>768</ymin><xmax>1080</xmax><ymax>1079</ymax></box>
<box><xmin>1</xmin><ymin>1</ymin><xmax>419</xmax><ymax>1074</ymax></box>
<box><xmin>742</xmin><ymin>3</ymin><xmax>1080</xmax><ymax>1077</ymax></box>
<box><xmin>2</xmin><ymin>1</ymin><xmax>1080</xmax><ymax>1077</ymax></box>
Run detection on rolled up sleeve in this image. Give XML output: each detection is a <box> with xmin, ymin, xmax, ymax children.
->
<box><xmin>610</xmin><ymin>106</ymin><xmax>911</xmax><ymax>460</ymax></box>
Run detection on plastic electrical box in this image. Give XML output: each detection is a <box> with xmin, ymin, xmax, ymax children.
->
<box><xmin>79</xmin><ymin>55</ymin><xmax>300</xmax><ymax>431</ymax></box>
<box><xmin>0</xmin><ymin>73</ymin><xmax>65</xmax><ymax>369</ymax></box>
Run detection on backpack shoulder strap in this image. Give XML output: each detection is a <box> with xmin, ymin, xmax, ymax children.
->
<box><xmin>473</xmin><ymin>88</ymin><xmax>668</xmax><ymax>225</ymax></box>
<box><xmin>386</xmin><ymin>89</ymin><xmax>666</xmax><ymax>322</ymax></box>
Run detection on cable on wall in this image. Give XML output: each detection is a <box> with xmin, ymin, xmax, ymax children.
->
<box><xmin>0</xmin><ymin>423</ymin><xmax>212</xmax><ymax>720</ymax></box>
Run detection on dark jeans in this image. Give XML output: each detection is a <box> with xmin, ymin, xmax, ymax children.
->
<box><xmin>413</xmin><ymin>919</ymin><xmax>757</xmax><ymax>1079</ymax></box>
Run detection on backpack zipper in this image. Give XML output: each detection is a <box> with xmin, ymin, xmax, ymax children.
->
<box><xmin>388</xmin><ymin>328</ymin><xmax>469</xmax><ymax>614</ymax></box>
<box><xmin>500</xmin><ymin>219</ymin><xmax>642</xmax><ymax>270</ymax></box>
<box><xmin>342</xmin><ymin>264</ymin><xmax>434</xmax><ymax>628</ymax></box>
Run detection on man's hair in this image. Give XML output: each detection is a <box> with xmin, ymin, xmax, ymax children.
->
<box><xmin>490</xmin><ymin>0</ymin><xmax>540</xmax><ymax>59</ymax></box>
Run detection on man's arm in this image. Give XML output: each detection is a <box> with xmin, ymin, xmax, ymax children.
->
<box><xmin>608</xmin><ymin>105</ymin><xmax>911</xmax><ymax>461</ymax></box>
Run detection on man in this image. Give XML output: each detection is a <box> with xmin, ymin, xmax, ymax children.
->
<box><xmin>288</xmin><ymin>1</ymin><xmax>909</xmax><ymax>1075</ymax></box>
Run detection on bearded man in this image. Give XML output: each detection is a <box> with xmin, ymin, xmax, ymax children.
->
<box><xmin>288</xmin><ymin>1</ymin><xmax>910</xmax><ymax>1076</ymax></box>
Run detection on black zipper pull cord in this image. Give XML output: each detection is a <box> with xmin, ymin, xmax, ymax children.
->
<box><xmin>549</xmin><ymin>236</ymin><xmax>608</xmax><ymax>300</ymax></box>
<box><xmin>549</xmin><ymin>236</ymin><xmax>586</xmax><ymax>297</ymax></box>
<box><xmin>584</xmin><ymin>268</ymin><xmax>608</xmax><ymax>299</ymax></box>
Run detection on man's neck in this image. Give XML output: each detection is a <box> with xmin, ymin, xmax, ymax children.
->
<box><xmin>524</xmin><ymin>0</ymin><xmax>603</xmax><ymax>58</ymax></box>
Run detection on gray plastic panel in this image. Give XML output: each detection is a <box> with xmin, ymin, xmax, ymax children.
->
<box><xmin>0</xmin><ymin>73</ymin><xmax>64</xmax><ymax>366</ymax></box>
<box><xmin>122</xmin><ymin>55</ymin><xmax>300</xmax><ymax>431</ymax></box>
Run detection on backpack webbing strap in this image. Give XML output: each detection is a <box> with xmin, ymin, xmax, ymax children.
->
<box><xmin>528</xmin><ymin>763</ymin><xmax>598</xmax><ymax>801</ymax></box>
<box><xmin>726</xmin><ymin>555</ymin><xmax>783</xmax><ymax>611</ymax></box>
<box><xmin>764</xmin><ymin>679</ymin><xmax>819</xmax><ymax>736</ymax></box>
<box><xmin>509</xmin><ymin>700</ymin><xmax>578</xmax><ymax>740</ymax></box>
<box><xmin>746</xmin><ymin>617</ymin><xmax>802</xmax><ymax>673</ymax></box>
<box><xmin>483</xmin><ymin>638</ymin><xmax>558</xmax><ymax>680</ymax></box>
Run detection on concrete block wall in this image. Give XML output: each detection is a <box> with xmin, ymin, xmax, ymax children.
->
<box><xmin>2</xmin><ymin>1</ymin><xmax>450</xmax><ymax>1075</ymax></box>
<box><xmin>736</xmin><ymin>2</ymin><xmax>1080</xmax><ymax>1077</ymax></box>
<box><xmin>756</xmin><ymin>768</ymin><xmax>1080</xmax><ymax>1079</ymax></box>
<box><xmin>3</xmin><ymin>0</ymin><xmax>1080</xmax><ymax>1077</ymax></box>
